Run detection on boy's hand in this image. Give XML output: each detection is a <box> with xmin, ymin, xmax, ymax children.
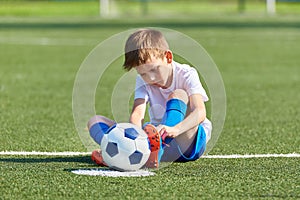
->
<box><xmin>157</xmin><ymin>125</ymin><xmax>180</xmax><ymax>140</ymax></box>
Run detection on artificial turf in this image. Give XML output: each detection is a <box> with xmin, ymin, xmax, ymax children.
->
<box><xmin>0</xmin><ymin>15</ymin><xmax>299</xmax><ymax>199</ymax></box>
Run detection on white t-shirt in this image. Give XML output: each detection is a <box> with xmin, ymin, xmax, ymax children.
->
<box><xmin>134</xmin><ymin>61</ymin><xmax>212</xmax><ymax>142</ymax></box>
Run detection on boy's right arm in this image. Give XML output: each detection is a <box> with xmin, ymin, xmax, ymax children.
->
<box><xmin>130</xmin><ymin>98</ymin><xmax>147</xmax><ymax>128</ymax></box>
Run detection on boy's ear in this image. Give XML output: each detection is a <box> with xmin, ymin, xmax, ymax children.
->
<box><xmin>165</xmin><ymin>50</ymin><xmax>173</xmax><ymax>64</ymax></box>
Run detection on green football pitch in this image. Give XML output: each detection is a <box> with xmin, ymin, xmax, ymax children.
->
<box><xmin>0</xmin><ymin>15</ymin><xmax>299</xmax><ymax>199</ymax></box>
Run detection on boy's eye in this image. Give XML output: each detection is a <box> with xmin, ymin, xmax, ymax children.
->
<box><xmin>150</xmin><ymin>66</ymin><xmax>159</xmax><ymax>72</ymax></box>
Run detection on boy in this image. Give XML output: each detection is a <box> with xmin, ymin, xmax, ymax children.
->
<box><xmin>88</xmin><ymin>29</ymin><xmax>212</xmax><ymax>168</ymax></box>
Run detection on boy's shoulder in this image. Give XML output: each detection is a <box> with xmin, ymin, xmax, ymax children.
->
<box><xmin>173</xmin><ymin>61</ymin><xmax>197</xmax><ymax>74</ymax></box>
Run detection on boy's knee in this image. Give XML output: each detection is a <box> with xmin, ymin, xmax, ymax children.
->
<box><xmin>87</xmin><ymin>115</ymin><xmax>107</xmax><ymax>130</ymax></box>
<box><xmin>168</xmin><ymin>89</ymin><xmax>188</xmax><ymax>104</ymax></box>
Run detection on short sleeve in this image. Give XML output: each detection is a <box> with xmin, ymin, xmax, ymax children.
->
<box><xmin>184</xmin><ymin>68</ymin><xmax>209</xmax><ymax>102</ymax></box>
<box><xmin>134</xmin><ymin>75</ymin><xmax>149</xmax><ymax>102</ymax></box>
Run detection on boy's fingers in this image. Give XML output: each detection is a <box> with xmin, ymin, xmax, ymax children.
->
<box><xmin>159</xmin><ymin>127</ymin><xmax>166</xmax><ymax>135</ymax></box>
<box><xmin>161</xmin><ymin>130</ymin><xmax>168</xmax><ymax>141</ymax></box>
<box><xmin>156</xmin><ymin>125</ymin><xmax>172</xmax><ymax>140</ymax></box>
<box><xmin>156</xmin><ymin>124</ymin><xmax>164</xmax><ymax>132</ymax></box>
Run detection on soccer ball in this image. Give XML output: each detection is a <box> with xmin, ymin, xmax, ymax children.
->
<box><xmin>100</xmin><ymin>123</ymin><xmax>151</xmax><ymax>171</ymax></box>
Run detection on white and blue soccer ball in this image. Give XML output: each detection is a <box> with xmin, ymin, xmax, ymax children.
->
<box><xmin>100</xmin><ymin>123</ymin><xmax>151</xmax><ymax>171</ymax></box>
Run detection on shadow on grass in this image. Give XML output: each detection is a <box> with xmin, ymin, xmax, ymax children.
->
<box><xmin>64</xmin><ymin>167</ymin><xmax>108</xmax><ymax>172</ymax></box>
<box><xmin>0</xmin><ymin>155</ymin><xmax>92</xmax><ymax>164</ymax></box>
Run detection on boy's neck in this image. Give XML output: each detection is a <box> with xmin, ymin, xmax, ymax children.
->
<box><xmin>162</xmin><ymin>63</ymin><xmax>173</xmax><ymax>89</ymax></box>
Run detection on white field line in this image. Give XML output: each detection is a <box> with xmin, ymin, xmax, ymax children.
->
<box><xmin>202</xmin><ymin>153</ymin><xmax>300</xmax><ymax>159</ymax></box>
<box><xmin>0</xmin><ymin>151</ymin><xmax>299</xmax><ymax>158</ymax></box>
<box><xmin>0</xmin><ymin>151</ymin><xmax>91</xmax><ymax>156</ymax></box>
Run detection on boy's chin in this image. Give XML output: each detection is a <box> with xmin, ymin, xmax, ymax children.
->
<box><xmin>153</xmin><ymin>83</ymin><xmax>167</xmax><ymax>89</ymax></box>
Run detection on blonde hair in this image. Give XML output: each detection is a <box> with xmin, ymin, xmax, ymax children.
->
<box><xmin>123</xmin><ymin>29</ymin><xmax>169</xmax><ymax>71</ymax></box>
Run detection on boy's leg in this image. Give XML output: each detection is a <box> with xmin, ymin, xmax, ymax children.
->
<box><xmin>161</xmin><ymin>89</ymin><xmax>188</xmax><ymax>138</ymax></box>
<box><xmin>175</xmin><ymin>125</ymin><xmax>206</xmax><ymax>162</ymax></box>
<box><xmin>159</xmin><ymin>90</ymin><xmax>187</xmax><ymax>161</ymax></box>
<box><xmin>160</xmin><ymin>89</ymin><xmax>203</xmax><ymax>162</ymax></box>
<box><xmin>87</xmin><ymin>115</ymin><xmax>115</xmax><ymax>166</ymax></box>
<box><xmin>144</xmin><ymin>90</ymin><xmax>189</xmax><ymax>167</ymax></box>
<box><xmin>88</xmin><ymin>115</ymin><xmax>115</xmax><ymax>145</ymax></box>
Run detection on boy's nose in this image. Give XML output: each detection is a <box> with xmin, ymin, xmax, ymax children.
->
<box><xmin>148</xmin><ymin>73</ymin><xmax>157</xmax><ymax>82</ymax></box>
<box><xmin>150</xmin><ymin>75</ymin><xmax>155</xmax><ymax>81</ymax></box>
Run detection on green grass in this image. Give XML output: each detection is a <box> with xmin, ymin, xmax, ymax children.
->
<box><xmin>1</xmin><ymin>0</ymin><xmax>300</xmax><ymax>17</ymax></box>
<box><xmin>1</xmin><ymin>156</ymin><xmax>299</xmax><ymax>199</ymax></box>
<box><xmin>0</xmin><ymin>1</ymin><xmax>99</xmax><ymax>16</ymax></box>
<box><xmin>0</xmin><ymin>15</ymin><xmax>300</xmax><ymax>199</ymax></box>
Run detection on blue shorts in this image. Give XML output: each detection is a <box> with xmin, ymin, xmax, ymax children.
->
<box><xmin>150</xmin><ymin>98</ymin><xmax>207</xmax><ymax>162</ymax></box>
<box><xmin>161</xmin><ymin>124</ymin><xmax>206</xmax><ymax>162</ymax></box>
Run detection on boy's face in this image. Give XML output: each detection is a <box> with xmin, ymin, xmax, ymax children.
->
<box><xmin>135</xmin><ymin>51</ymin><xmax>173</xmax><ymax>89</ymax></box>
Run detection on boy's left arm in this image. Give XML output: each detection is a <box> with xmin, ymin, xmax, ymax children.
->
<box><xmin>158</xmin><ymin>94</ymin><xmax>206</xmax><ymax>138</ymax></box>
<box><xmin>130</xmin><ymin>98</ymin><xmax>147</xmax><ymax>128</ymax></box>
